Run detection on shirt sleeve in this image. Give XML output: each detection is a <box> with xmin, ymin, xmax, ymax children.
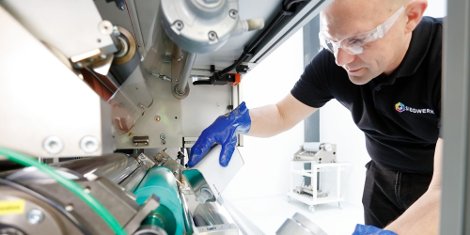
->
<box><xmin>291</xmin><ymin>49</ymin><xmax>335</xmax><ymax>108</ymax></box>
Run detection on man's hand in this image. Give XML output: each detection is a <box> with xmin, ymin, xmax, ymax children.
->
<box><xmin>188</xmin><ymin>102</ymin><xmax>251</xmax><ymax>167</ymax></box>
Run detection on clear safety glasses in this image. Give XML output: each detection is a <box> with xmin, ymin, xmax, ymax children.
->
<box><xmin>319</xmin><ymin>6</ymin><xmax>405</xmax><ymax>55</ymax></box>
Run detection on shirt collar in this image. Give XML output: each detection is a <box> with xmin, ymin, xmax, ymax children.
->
<box><xmin>369</xmin><ymin>17</ymin><xmax>434</xmax><ymax>89</ymax></box>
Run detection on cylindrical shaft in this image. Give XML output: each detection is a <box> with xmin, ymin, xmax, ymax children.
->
<box><xmin>52</xmin><ymin>153</ymin><xmax>139</xmax><ymax>184</ymax></box>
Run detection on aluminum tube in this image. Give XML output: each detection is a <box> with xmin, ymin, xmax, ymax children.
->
<box><xmin>174</xmin><ymin>52</ymin><xmax>197</xmax><ymax>96</ymax></box>
<box><xmin>178</xmin><ymin>188</ymin><xmax>195</xmax><ymax>234</ymax></box>
<box><xmin>52</xmin><ymin>153</ymin><xmax>139</xmax><ymax>184</ymax></box>
<box><xmin>119</xmin><ymin>164</ymin><xmax>149</xmax><ymax>192</ymax></box>
<box><xmin>193</xmin><ymin>202</ymin><xmax>228</xmax><ymax>226</ymax></box>
<box><xmin>276</xmin><ymin>213</ymin><xmax>327</xmax><ymax>235</ymax></box>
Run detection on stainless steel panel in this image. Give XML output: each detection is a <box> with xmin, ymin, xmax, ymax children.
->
<box><xmin>2</xmin><ymin>0</ymin><xmax>115</xmax><ymax>60</ymax></box>
<box><xmin>115</xmin><ymin>74</ymin><xmax>183</xmax><ymax>149</ymax></box>
<box><xmin>0</xmin><ymin>7</ymin><xmax>113</xmax><ymax>157</ymax></box>
<box><xmin>440</xmin><ymin>0</ymin><xmax>470</xmax><ymax>234</ymax></box>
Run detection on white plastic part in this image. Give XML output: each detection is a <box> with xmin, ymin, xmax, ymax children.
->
<box><xmin>193</xmin><ymin>145</ymin><xmax>244</xmax><ymax>199</ymax></box>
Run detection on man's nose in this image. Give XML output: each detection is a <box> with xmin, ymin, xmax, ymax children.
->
<box><xmin>335</xmin><ymin>48</ymin><xmax>355</xmax><ymax>66</ymax></box>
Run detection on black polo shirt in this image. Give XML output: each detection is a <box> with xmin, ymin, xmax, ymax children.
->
<box><xmin>291</xmin><ymin>17</ymin><xmax>442</xmax><ymax>173</ymax></box>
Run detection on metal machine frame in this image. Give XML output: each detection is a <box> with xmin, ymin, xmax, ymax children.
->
<box><xmin>440</xmin><ymin>0</ymin><xmax>470</xmax><ymax>233</ymax></box>
<box><xmin>0</xmin><ymin>0</ymin><xmax>333</xmax><ymax>234</ymax></box>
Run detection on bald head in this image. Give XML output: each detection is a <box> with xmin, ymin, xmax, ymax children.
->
<box><xmin>318</xmin><ymin>0</ymin><xmax>427</xmax><ymax>85</ymax></box>
<box><xmin>320</xmin><ymin>0</ymin><xmax>413</xmax><ymax>40</ymax></box>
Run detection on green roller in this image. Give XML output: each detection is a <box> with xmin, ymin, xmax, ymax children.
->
<box><xmin>134</xmin><ymin>166</ymin><xmax>191</xmax><ymax>235</ymax></box>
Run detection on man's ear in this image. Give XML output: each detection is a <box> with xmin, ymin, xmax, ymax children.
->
<box><xmin>404</xmin><ymin>0</ymin><xmax>428</xmax><ymax>33</ymax></box>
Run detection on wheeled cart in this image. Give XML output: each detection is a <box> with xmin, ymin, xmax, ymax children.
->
<box><xmin>288</xmin><ymin>161</ymin><xmax>347</xmax><ymax>211</ymax></box>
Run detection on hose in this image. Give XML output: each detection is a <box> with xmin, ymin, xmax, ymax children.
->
<box><xmin>0</xmin><ymin>148</ymin><xmax>126</xmax><ymax>235</ymax></box>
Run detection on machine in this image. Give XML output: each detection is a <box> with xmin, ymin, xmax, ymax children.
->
<box><xmin>293</xmin><ymin>142</ymin><xmax>336</xmax><ymax>163</ymax></box>
<box><xmin>0</xmin><ymin>0</ymin><xmax>330</xmax><ymax>234</ymax></box>
<box><xmin>290</xmin><ymin>142</ymin><xmax>342</xmax><ymax>207</ymax></box>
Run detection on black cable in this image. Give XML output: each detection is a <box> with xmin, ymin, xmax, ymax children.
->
<box><xmin>204</xmin><ymin>0</ymin><xmax>309</xmax><ymax>84</ymax></box>
<box><xmin>0</xmin><ymin>177</ymin><xmax>92</xmax><ymax>235</ymax></box>
<box><xmin>284</xmin><ymin>0</ymin><xmax>308</xmax><ymax>11</ymax></box>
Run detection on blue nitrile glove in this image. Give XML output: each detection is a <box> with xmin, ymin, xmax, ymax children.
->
<box><xmin>188</xmin><ymin>102</ymin><xmax>251</xmax><ymax>167</ymax></box>
<box><xmin>352</xmin><ymin>224</ymin><xmax>397</xmax><ymax>235</ymax></box>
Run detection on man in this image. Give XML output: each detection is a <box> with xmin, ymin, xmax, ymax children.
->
<box><xmin>189</xmin><ymin>0</ymin><xmax>442</xmax><ymax>233</ymax></box>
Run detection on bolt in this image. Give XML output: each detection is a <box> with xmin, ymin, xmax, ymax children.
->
<box><xmin>173</xmin><ymin>20</ymin><xmax>184</xmax><ymax>31</ymax></box>
<box><xmin>208</xmin><ymin>31</ymin><xmax>218</xmax><ymax>42</ymax></box>
<box><xmin>43</xmin><ymin>136</ymin><xmax>63</xmax><ymax>154</ymax></box>
<box><xmin>155</xmin><ymin>115</ymin><xmax>161</xmax><ymax>122</ymax></box>
<box><xmin>111</xmin><ymin>26</ymin><xmax>120</xmax><ymax>36</ymax></box>
<box><xmin>84</xmin><ymin>172</ymin><xmax>98</xmax><ymax>181</ymax></box>
<box><xmin>80</xmin><ymin>136</ymin><xmax>99</xmax><ymax>153</ymax></box>
<box><xmin>229</xmin><ymin>9</ymin><xmax>238</xmax><ymax>19</ymax></box>
<box><xmin>84</xmin><ymin>186</ymin><xmax>91</xmax><ymax>193</ymax></box>
<box><xmin>160</xmin><ymin>75</ymin><xmax>171</xmax><ymax>81</ymax></box>
<box><xmin>98</xmin><ymin>20</ymin><xmax>114</xmax><ymax>35</ymax></box>
<box><xmin>65</xmin><ymin>204</ymin><xmax>74</xmax><ymax>212</ymax></box>
<box><xmin>118</xmin><ymin>2</ymin><xmax>126</xmax><ymax>10</ymax></box>
<box><xmin>27</xmin><ymin>209</ymin><xmax>45</xmax><ymax>225</ymax></box>
<box><xmin>176</xmin><ymin>54</ymin><xmax>184</xmax><ymax>62</ymax></box>
<box><xmin>160</xmin><ymin>133</ymin><xmax>166</xmax><ymax>140</ymax></box>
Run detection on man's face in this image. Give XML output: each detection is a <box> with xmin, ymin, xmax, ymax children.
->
<box><xmin>320</xmin><ymin>1</ymin><xmax>409</xmax><ymax>85</ymax></box>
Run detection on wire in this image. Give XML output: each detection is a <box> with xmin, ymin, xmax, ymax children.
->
<box><xmin>206</xmin><ymin>0</ymin><xmax>307</xmax><ymax>83</ymax></box>
<box><xmin>283</xmin><ymin>0</ymin><xmax>307</xmax><ymax>11</ymax></box>
<box><xmin>0</xmin><ymin>177</ymin><xmax>92</xmax><ymax>235</ymax></box>
<box><xmin>0</xmin><ymin>148</ymin><xmax>126</xmax><ymax>235</ymax></box>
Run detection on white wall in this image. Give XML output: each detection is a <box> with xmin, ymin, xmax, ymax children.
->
<box><xmin>224</xmin><ymin>30</ymin><xmax>304</xmax><ymax>200</ymax></box>
<box><xmin>425</xmin><ymin>0</ymin><xmax>446</xmax><ymax>17</ymax></box>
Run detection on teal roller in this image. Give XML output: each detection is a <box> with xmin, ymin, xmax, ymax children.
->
<box><xmin>134</xmin><ymin>166</ymin><xmax>191</xmax><ymax>235</ymax></box>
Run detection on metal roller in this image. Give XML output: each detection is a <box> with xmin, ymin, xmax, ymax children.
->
<box><xmin>52</xmin><ymin>153</ymin><xmax>139</xmax><ymax>184</ymax></box>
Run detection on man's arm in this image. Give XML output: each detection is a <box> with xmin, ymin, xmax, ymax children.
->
<box><xmin>248</xmin><ymin>94</ymin><xmax>317</xmax><ymax>137</ymax></box>
<box><xmin>188</xmin><ymin>94</ymin><xmax>316</xmax><ymax>166</ymax></box>
<box><xmin>385</xmin><ymin>137</ymin><xmax>443</xmax><ymax>234</ymax></box>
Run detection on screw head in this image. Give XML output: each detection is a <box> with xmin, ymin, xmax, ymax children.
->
<box><xmin>229</xmin><ymin>9</ymin><xmax>238</xmax><ymax>19</ymax></box>
<box><xmin>173</xmin><ymin>20</ymin><xmax>184</xmax><ymax>31</ymax></box>
<box><xmin>208</xmin><ymin>31</ymin><xmax>218</xmax><ymax>42</ymax></box>
<box><xmin>80</xmin><ymin>136</ymin><xmax>100</xmax><ymax>153</ymax></box>
<box><xmin>98</xmin><ymin>20</ymin><xmax>114</xmax><ymax>35</ymax></box>
<box><xmin>27</xmin><ymin>209</ymin><xmax>45</xmax><ymax>225</ymax></box>
<box><xmin>43</xmin><ymin>136</ymin><xmax>63</xmax><ymax>154</ymax></box>
<box><xmin>65</xmin><ymin>204</ymin><xmax>74</xmax><ymax>212</ymax></box>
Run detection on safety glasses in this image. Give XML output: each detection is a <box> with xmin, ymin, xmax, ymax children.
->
<box><xmin>319</xmin><ymin>6</ymin><xmax>405</xmax><ymax>55</ymax></box>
